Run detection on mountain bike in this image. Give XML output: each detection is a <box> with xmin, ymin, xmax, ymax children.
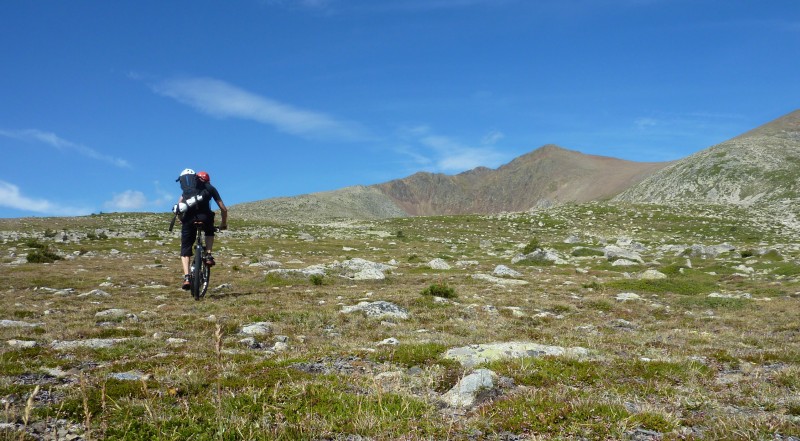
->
<box><xmin>189</xmin><ymin>221</ymin><xmax>219</xmax><ymax>301</ymax></box>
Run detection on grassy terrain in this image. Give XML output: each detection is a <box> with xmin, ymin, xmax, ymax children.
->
<box><xmin>1</xmin><ymin>202</ymin><xmax>799</xmax><ymax>440</ymax></box>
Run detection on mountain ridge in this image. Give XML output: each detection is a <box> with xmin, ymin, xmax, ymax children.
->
<box><xmin>232</xmin><ymin>110</ymin><xmax>800</xmax><ymax>223</ymax></box>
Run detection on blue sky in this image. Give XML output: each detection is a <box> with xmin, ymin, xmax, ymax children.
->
<box><xmin>1</xmin><ymin>0</ymin><xmax>798</xmax><ymax>217</ymax></box>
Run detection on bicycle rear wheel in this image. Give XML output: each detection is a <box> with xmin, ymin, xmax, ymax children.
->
<box><xmin>191</xmin><ymin>250</ymin><xmax>203</xmax><ymax>301</ymax></box>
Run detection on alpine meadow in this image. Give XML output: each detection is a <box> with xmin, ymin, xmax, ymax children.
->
<box><xmin>3</xmin><ymin>111</ymin><xmax>800</xmax><ymax>440</ymax></box>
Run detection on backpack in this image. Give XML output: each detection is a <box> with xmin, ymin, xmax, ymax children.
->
<box><xmin>176</xmin><ymin>173</ymin><xmax>209</xmax><ymax>215</ymax></box>
<box><xmin>178</xmin><ymin>173</ymin><xmax>201</xmax><ymax>201</ymax></box>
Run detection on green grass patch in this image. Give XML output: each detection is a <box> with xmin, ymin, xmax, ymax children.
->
<box><xmin>584</xmin><ymin>299</ymin><xmax>614</xmax><ymax>312</ymax></box>
<box><xmin>571</xmin><ymin>247</ymin><xmax>604</xmax><ymax>257</ymax></box>
<box><xmin>607</xmin><ymin>271</ymin><xmax>718</xmax><ymax>295</ymax></box>
<box><xmin>478</xmin><ymin>390</ymin><xmax>629</xmax><ymax>438</ymax></box>
<box><xmin>771</xmin><ymin>262</ymin><xmax>800</xmax><ymax>276</ymax></box>
<box><xmin>371</xmin><ymin>342</ymin><xmax>449</xmax><ymax>367</ymax></box>
<box><xmin>264</xmin><ymin>272</ymin><xmax>304</xmax><ymax>287</ymax></box>
<box><xmin>676</xmin><ymin>296</ymin><xmax>749</xmax><ymax>310</ymax></box>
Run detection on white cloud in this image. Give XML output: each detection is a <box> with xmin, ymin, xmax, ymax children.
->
<box><xmin>105</xmin><ymin>190</ymin><xmax>148</xmax><ymax>211</ymax></box>
<box><xmin>420</xmin><ymin>133</ymin><xmax>507</xmax><ymax>172</ymax></box>
<box><xmin>482</xmin><ymin>130</ymin><xmax>505</xmax><ymax>146</ymax></box>
<box><xmin>152</xmin><ymin>181</ymin><xmax>176</xmax><ymax>206</ymax></box>
<box><xmin>0</xmin><ymin>129</ymin><xmax>131</xmax><ymax>168</ymax></box>
<box><xmin>635</xmin><ymin>117</ymin><xmax>658</xmax><ymax>129</ymax></box>
<box><xmin>394</xmin><ymin>125</ymin><xmax>508</xmax><ymax>173</ymax></box>
<box><xmin>0</xmin><ymin>181</ymin><xmax>91</xmax><ymax>216</ymax></box>
<box><xmin>153</xmin><ymin>77</ymin><xmax>367</xmax><ymax>141</ymax></box>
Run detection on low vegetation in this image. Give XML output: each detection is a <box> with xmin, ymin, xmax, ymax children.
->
<box><xmin>0</xmin><ymin>201</ymin><xmax>799</xmax><ymax>439</ymax></box>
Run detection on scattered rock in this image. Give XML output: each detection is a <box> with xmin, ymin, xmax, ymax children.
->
<box><xmin>298</xmin><ymin>232</ymin><xmax>316</xmax><ymax>242</ymax></box>
<box><xmin>78</xmin><ymin>289</ymin><xmax>110</xmax><ymax>297</ymax></box>
<box><xmin>609</xmin><ymin>318</ymin><xmax>638</xmax><ymax>331</ymax></box>
<box><xmin>328</xmin><ymin>258</ymin><xmax>394</xmax><ymax>280</ymax></box>
<box><xmin>240</xmin><ymin>322</ymin><xmax>273</xmax><ymax>336</ymax></box>
<box><xmin>616</xmin><ymin>292</ymin><xmax>642</xmax><ymax>301</ymax></box>
<box><xmin>512</xmin><ymin>249</ymin><xmax>566</xmax><ymax>265</ymax></box>
<box><xmin>441</xmin><ymin>369</ymin><xmax>499</xmax><ymax>409</ymax></box>
<box><xmin>94</xmin><ymin>309</ymin><xmax>129</xmax><ymax>320</ymax></box>
<box><xmin>708</xmin><ymin>292</ymin><xmax>752</xmax><ymax>299</ymax></box>
<box><xmin>353</xmin><ymin>267</ymin><xmax>386</xmax><ymax>280</ymax></box>
<box><xmin>492</xmin><ymin>265</ymin><xmax>522</xmax><ymax>278</ymax></box>
<box><xmin>108</xmin><ymin>371</ymin><xmax>150</xmax><ymax>381</ymax></box>
<box><xmin>340</xmin><ymin>301</ymin><xmax>410</xmax><ymax>320</ymax></box>
<box><xmin>687</xmin><ymin>243</ymin><xmax>735</xmax><ymax>258</ymax></box>
<box><xmin>51</xmin><ymin>338</ymin><xmax>129</xmax><ymax>350</ymax></box>
<box><xmin>7</xmin><ymin>340</ymin><xmax>38</xmax><ymax>348</ymax></box>
<box><xmin>603</xmin><ymin>245</ymin><xmax>644</xmax><ymax>263</ymax></box>
<box><xmin>639</xmin><ymin>269</ymin><xmax>667</xmax><ymax>280</ymax></box>
<box><xmin>444</xmin><ymin>342</ymin><xmax>589</xmax><ymax>368</ymax></box>
<box><xmin>471</xmin><ymin>274</ymin><xmax>529</xmax><ymax>286</ymax></box>
<box><xmin>0</xmin><ymin>319</ymin><xmax>43</xmax><ymax>328</ymax></box>
<box><xmin>428</xmin><ymin>258</ymin><xmax>451</xmax><ymax>270</ymax></box>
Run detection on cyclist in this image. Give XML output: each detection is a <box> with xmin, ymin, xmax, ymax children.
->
<box><xmin>175</xmin><ymin>170</ymin><xmax>228</xmax><ymax>290</ymax></box>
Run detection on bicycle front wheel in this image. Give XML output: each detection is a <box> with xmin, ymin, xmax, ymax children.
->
<box><xmin>199</xmin><ymin>263</ymin><xmax>210</xmax><ymax>299</ymax></box>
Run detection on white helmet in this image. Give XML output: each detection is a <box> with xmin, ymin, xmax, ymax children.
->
<box><xmin>180</xmin><ymin>168</ymin><xmax>195</xmax><ymax>176</ymax></box>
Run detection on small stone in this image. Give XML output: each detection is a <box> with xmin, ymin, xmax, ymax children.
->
<box><xmin>241</xmin><ymin>322</ymin><xmax>272</xmax><ymax>336</ymax></box>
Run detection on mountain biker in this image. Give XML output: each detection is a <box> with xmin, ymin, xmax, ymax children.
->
<box><xmin>174</xmin><ymin>169</ymin><xmax>228</xmax><ymax>290</ymax></box>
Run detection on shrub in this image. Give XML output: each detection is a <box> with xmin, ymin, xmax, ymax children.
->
<box><xmin>24</xmin><ymin>239</ymin><xmax>47</xmax><ymax>249</ymax></box>
<box><xmin>27</xmin><ymin>249</ymin><xmax>62</xmax><ymax>263</ymax></box>
<box><xmin>309</xmin><ymin>274</ymin><xmax>325</xmax><ymax>286</ymax></box>
<box><xmin>521</xmin><ymin>237</ymin><xmax>541</xmax><ymax>254</ymax></box>
<box><xmin>421</xmin><ymin>283</ymin><xmax>456</xmax><ymax>298</ymax></box>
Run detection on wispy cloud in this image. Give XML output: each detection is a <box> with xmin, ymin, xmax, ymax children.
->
<box><xmin>266</xmin><ymin>0</ymin><xmax>332</xmax><ymax>8</ymax></box>
<box><xmin>633</xmin><ymin>111</ymin><xmax>745</xmax><ymax>134</ymax></box>
<box><xmin>367</xmin><ymin>0</ymin><xmax>512</xmax><ymax>12</ymax></box>
<box><xmin>103</xmin><ymin>182</ymin><xmax>176</xmax><ymax>212</ymax></box>
<box><xmin>263</xmin><ymin>0</ymin><xmax>509</xmax><ymax>13</ymax></box>
<box><xmin>153</xmin><ymin>77</ymin><xmax>368</xmax><ymax>141</ymax></box>
<box><xmin>104</xmin><ymin>190</ymin><xmax>148</xmax><ymax>211</ymax></box>
<box><xmin>0</xmin><ymin>129</ymin><xmax>131</xmax><ymax>168</ymax></box>
<box><xmin>0</xmin><ymin>181</ymin><xmax>91</xmax><ymax>216</ymax></box>
<box><xmin>397</xmin><ymin>126</ymin><xmax>508</xmax><ymax>173</ymax></box>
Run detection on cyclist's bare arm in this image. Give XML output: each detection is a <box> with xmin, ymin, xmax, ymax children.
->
<box><xmin>216</xmin><ymin>199</ymin><xmax>228</xmax><ymax>229</ymax></box>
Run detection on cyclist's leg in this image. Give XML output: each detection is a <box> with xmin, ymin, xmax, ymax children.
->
<box><xmin>203</xmin><ymin>213</ymin><xmax>217</xmax><ymax>266</ymax></box>
<box><xmin>180</xmin><ymin>220</ymin><xmax>197</xmax><ymax>281</ymax></box>
<box><xmin>204</xmin><ymin>213</ymin><xmax>216</xmax><ymax>252</ymax></box>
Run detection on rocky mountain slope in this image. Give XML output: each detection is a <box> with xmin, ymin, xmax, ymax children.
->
<box><xmin>232</xmin><ymin>185</ymin><xmax>407</xmax><ymax>223</ymax></box>
<box><xmin>615</xmin><ymin>109</ymin><xmax>800</xmax><ymax>232</ymax></box>
<box><xmin>616</xmin><ymin>110</ymin><xmax>800</xmax><ymax>207</ymax></box>
<box><xmin>232</xmin><ymin>145</ymin><xmax>670</xmax><ymax>221</ymax></box>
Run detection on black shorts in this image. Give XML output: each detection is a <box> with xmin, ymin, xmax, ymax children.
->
<box><xmin>180</xmin><ymin>212</ymin><xmax>215</xmax><ymax>257</ymax></box>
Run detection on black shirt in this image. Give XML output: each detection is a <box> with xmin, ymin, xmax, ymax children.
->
<box><xmin>197</xmin><ymin>182</ymin><xmax>222</xmax><ymax>214</ymax></box>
